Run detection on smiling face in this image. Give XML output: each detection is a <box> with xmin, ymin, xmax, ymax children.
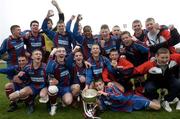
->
<box><xmin>84</xmin><ymin>30</ymin><xmax>92</xmax><ymax>38</ymax></box>
<box><xmin>100</xmin><ymin>24</ymin><xmax>110</xmax><ymax>40</ymax></box>
<box><xmin>121</xmin><ymin>33</ymin><xmax>133</xmax><ymax>47</ymax></box>
<box><xmin>74</xmin><ymin>51</ymin><xmax>83</xmax><ymax>65</ymax></box>
<box><xmin>156</xmin><ymin>53</ymin><xmax>170</xmax><ymax>65</ymax></box>
<box><xmin>145</xmin><ymin>18</ymin><xmax>156</xmax><ymax>33</ymax></box>
<box><xmin>18</xmin><ymin>56</ymin><xmax>28</xmax><ymax>69</ymax></box>
<box><xmin>13</xmin><ymin>27</ymin><xmax>21</xmax><ymax>38</ymax></box>
<box><xmin>112</xmin><ymin>26</ymin><xmax>121</xmax><ymax>36</ymax></box>
<box><xmin>109</xmin><ymin>50</ymin><xmax>119</xmax><ymax>61</ymax></box>
<box><xmin>55</xmin><ymin>47</ymin><xmax>66</xmax><ymax>62</ymax></box>
<box><xmin>156</xmin><ymin>48</ymin><xmax>170</xmax><ymax>65</ymax></box>
<box><xmin>57</xmin><ymin>22</ymin><xmax>65</xmax><ymax>33</ymax></box>
<box><xmin>91</xmin><ymin>44</ymin><xmax>100</xmax><ymax>57</ymax></box>
<box><xmin>100</xmin><ymin>28</ymin><xmax>110</xmax><ymax>40</ymax></box>
<box><xmin>95</xmin><ymin>81</ymin><xmax>104</xmax><ymax>91</ymax></box>
<box><xmin>83</xmin><ymin>26</ymin><xmax>92</xmax><ymax>38</ymax></box>
<box><xmin>47</xmin><ymin>19</ymin><xmax>53</xmax><ymax>29</ymax></box>
<box><xmin>11</xmin><ymin>25</ymin><xmax>21</xmax><ymax>38</ymax></box>
<box><xmin>30</xmin><ymin>21</ymin><xmax>39</xmax><ymax>33</ymax></box>
<box><xmin>132</xmin><ymin>21</ymin><xmax>142</xmax><ymax>34</ymax></box>
<box><xmin>31</xmin><ymin>50</ymin><xmax>42</xmax><ymax>63</ymax></box>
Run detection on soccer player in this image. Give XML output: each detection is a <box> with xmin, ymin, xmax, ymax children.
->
<box><xmin>120</xmin><ymin>31</ymin><xmax>149</xmax><ymax>66</ymax></box>
<box><xmin>24</xmin><ymin>20</ymin><xmax>46</xmax><ymax>57</ymax></box>
<box><xmin>102</xmin><ymin>49</ymin><xmax>134</xmax><ymax>92</ymax></box>
<box><xmin>73</xmin><ymin>14</ymin><xmax>99</xmax><ymax>60</ymax></box>
<box><xmin>132</xmin><ymin>19</ymin><xmax>148</xmax><ymax>43</ymax></box>
<box><xmin>84</xmin><ymin>43</ymin><xmax>115</xmax><ymax>90</ymax></box>
<box><xmin>9</xmin><ymin>49</ymin><xmax>48</xmax><ymax>114</ymax></box>
<box><xmin>68</xmin><ymin>50</ymin><xmax>86</xmax><ymax>103</ymax></box>
<box><xmin>51</xmin><ymin>0</ymin><xmax>65</xmax><ymax>31</ymax></box>
<box><xmin>0</xmin><ymin>55</ymin><xmax>28</xmax><ymax>112</ymax></box>
<box><xmin>133</xmin><ymin>48</ymin><xmax>180</xmax><ymax>112</ymax></box>
<box><xmin>42</xmin><ymin>0</ymin><xmax>66</xmax><ymax>63</ymax></box>
<box><xmin>46</xmin><ymin>47</ymin><xmax>73</xmax><ymax>116</ymax></box>
<box><xmin>145</xmin><ymin>18</ymin><xmax>176</xmax><ymax>55</ymax></box>
<box><xmin>95</xmin><ymin>79</ymin><xmax>160</xmax><ymax>112</ymax></box>
<box><xmin>42</xmin><ymin>8</ymin><xmax>74</xmax><ymax>54</ymax></box>
<box><xmin>99</xmin><ymin>24</ymin><xmax>119</xmax><ymax>57</ymax></box>
<box><xmin>0</xmin><ymin>25</ymin><xmax>25</xmax><ymax>66</ymax></box>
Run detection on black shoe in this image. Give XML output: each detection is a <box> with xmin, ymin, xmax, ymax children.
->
<box><xmin>27</xmin><ymin>104</ymin><xmax>35</xmax><ymax>114</ymax></box>
<box><xmin>7</xmin><ymin>103</ymin><xmax>18</xmax><ymax>112</ymax></box>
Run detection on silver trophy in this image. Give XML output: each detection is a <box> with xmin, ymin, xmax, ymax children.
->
<box><xmin>81</xmin><ymin>89</ymin><xmax>101</xmax><ymax>119</ymax></box>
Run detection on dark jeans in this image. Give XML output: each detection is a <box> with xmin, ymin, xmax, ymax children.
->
<box><xmin>144</xmin><ymin>77</ymin><xmax>180</xmax><ymax>101</ymax></box>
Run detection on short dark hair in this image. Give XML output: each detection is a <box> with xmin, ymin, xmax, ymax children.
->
<box><xmin>74</xmin><ymin>49</ymin><xmax>83</xmax><ymax>55</ymax></box>
<box><xmin>18</xmin><ymin>54</ymin><xmax>28</xmax><ymax>60</ymax></box>
<box><xmin>121</xmin><ymin>31</ymin><xmax>132</xmax><ymax>37</ymax></box>
<box><xmin>113</xmin><ymin>25</ymin><xmax>120</xmax><ymax>28</ymax></box>
<box><xmin>30</xmin><ymin>20</ymin><xmax>39</xmax><ymax>27</ymax></box>
<box><xmin>83</xmin><ymin>25</ymin><xmax>92</xmax><ymax>32</ymax></box>
<box><xmin>32</xmin><ymin>49</ymin><xmax>42</xmax><ymax>54</ymax></box>
<box><xmin>156</xmin><ymin>48</ymin><xmax>170</xmax><ymax>55</ymax></box>
<box><xmin>94</xmin><ymin>78</ymin><xmax>103</xmax><ymax>83</ymax></box>
<box><xmin>109</xmin><ymin>49</ymin><xmax>118</xmax><ymax>54</ymax></box>
<box><xmin>132</xmin><ymin>19</ymin><xmax>141</xmax><ymax>24</ymax></box>
<box><xmin>100</xmin><ymin>24</ymin><xmax>109</xmax><ymax>30</ymax></box>
<box><xmin>10</xmin><ymin>25</ymin><xmax>20</xmax><ymax>34</ymax></box>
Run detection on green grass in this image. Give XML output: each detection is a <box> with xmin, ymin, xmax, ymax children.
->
<box><xmin>0</xmin><ymin>63</ymin><xmax>180</xmax><ymax>119</ymax></box>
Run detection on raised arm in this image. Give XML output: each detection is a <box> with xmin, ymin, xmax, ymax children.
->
<box><xmin>41</xmin><ymin>10</ymin><xmax>56</xmax><ymax>40</ymax></box>
<box><xmin>51</xmin><ymin>0</ymin><xmax>63</xmax><ymax>16</ymax></box>
<box><xmin>73</xmin><ymin>14</ymin><xmax>84</xmax><ymax>44</ymax></box>
<box><xmin>66</xmin><ymin>15</ymin><xmax>75</xmax><ymax>33</ymax></box>
<box><xmin>51</xmin><ymin>0</ymin><xmax>65</xmax><ymax>32</ymax></box>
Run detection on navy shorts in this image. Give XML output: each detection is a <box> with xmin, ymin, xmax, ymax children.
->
<box><xmin>14</xmin><ymin>83</ymin><xmax>25</xmax><ymax>91</ymax></box>
<box><xmin>131</xmin><ymin>95</ymin><xmax>150</xmax><ymax>110</ymax></box>
<box><xmin>57</xmin><ymin>86</ymin><xmax>71</xmax><ymax>97</ymax></box>
<box><xmin>29</xmin><ymin>84</ymin><xmax>45</xmax><ymax>96</ymax></box>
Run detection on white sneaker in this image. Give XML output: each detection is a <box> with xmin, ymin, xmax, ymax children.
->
<box><xmin>176</xmin><ymin>101</ymin><xmax>180</xmax><ymax>110</ymax></box>
<box><xmin>49</xmin><ymin>104</ymin><xmax>57</xmax><ymax>116</ymax></box>
<box><xmin>169</xmin><ymin>97</ymin><xmax>179</xmax><ymax>104</ymax></box>
<box><xmin>162</xmin><ymin>101</ymin><xmax>172</xmax><ymax>112</ymax></box>
<box><xmin>39</xmin><ymin>95</ymin><xmax>49</xmax><ymax>103</ymax></box>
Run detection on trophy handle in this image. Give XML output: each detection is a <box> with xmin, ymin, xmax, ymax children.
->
<box><xmin>82</xmin><ymin>100</ymin><xmax>101</xmax><ymax>119</ymax></box>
